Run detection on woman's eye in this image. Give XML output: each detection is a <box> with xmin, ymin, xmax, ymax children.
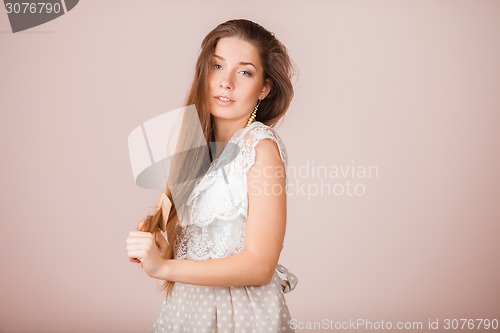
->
<box><xmin>212</xmin><ymin>64</ymin><xmax>250</xmax><ymax>76</ymax></box>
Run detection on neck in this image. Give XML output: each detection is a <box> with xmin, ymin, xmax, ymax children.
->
<box><xmin>213</xmin><ymin>118</ymin><xmax>245</xmax><ymax>142</ymax></box>
<box><xmin>212</xmin><ymin>118</ymin><xmax>254</xmax><ymax>159</ymax></box>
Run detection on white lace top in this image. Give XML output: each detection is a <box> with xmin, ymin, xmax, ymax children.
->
<box><xmin>175</xmin><ymin>121</ymin><xmax>288</xmax><ymax>261</ymax></box>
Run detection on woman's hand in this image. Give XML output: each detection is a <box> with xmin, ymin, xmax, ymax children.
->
<box><xmin>126</xmin><ymin>230</ymin><xmax>169</xmax><ymax>279</ymax></box>
<box><xmin>128</xmin><ymin>219</ymin><xmax>146</xmax><ymax>264</ymax></box>
<box><xmin>130</xmin><ymin>219</ymin><xmax>169</xmax><ymax>262</ymax></box>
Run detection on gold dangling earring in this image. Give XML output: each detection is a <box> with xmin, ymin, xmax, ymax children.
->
<box><xmin>246</xmin><ymin>99</ymin><xmax>261</xmax><ymax>128</ymax></box>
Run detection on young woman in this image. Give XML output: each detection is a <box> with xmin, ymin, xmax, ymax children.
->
<box><xmin>126</xmin><ymin>19</ymin><xmax>298</xmax><ymax>332</ymax></box>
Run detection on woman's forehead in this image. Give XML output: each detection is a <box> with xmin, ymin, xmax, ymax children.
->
<box><xmin>214</xmin><ymin>37</ymin><xmax>262</xmax><ymax>68</ymax></box>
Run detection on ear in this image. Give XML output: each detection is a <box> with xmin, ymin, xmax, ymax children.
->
<box><xmin>258</xmin><ymin>78</ymin><xmax>272</xmax><ymax>100</ymax></box>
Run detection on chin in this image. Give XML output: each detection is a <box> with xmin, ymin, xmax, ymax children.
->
<box><xmin>210</xmin><ymin>105</ymin><xmax>237</xmax><ymax>118</ymax></box>
<box><xmin>211</xmin><ymin>114</ymin><xmax>237</xmax><ymax>122</ymax></box>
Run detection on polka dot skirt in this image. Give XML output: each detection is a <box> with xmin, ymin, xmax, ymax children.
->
<box><xmin>151</xmin><ymin>271</ymin><xmax>295</xmax><ymax>332</ymax></box>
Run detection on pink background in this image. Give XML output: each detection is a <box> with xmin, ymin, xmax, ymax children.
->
<box><xmin>1</xmin><ymin>1</ymin><xmax>499</xmax><ymax>332</ymax></box>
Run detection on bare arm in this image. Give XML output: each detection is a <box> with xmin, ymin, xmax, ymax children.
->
<box><xmin>127</xmin><ymin>138</ymin><xmax>287</xmax><ymax>286</ymax></box>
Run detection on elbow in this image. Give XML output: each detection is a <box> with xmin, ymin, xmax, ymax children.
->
<box><xmin>242</xmin><ymin>251</ymin><xmax>276</xmax><ymax>285</ymax></box>
<box><xmin>256</xmin><ymin>264</ymin><xmax>275</xmax><ymax>286</ymax></box>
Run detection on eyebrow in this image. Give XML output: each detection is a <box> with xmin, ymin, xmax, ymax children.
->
<box><xmin>213</xmin><ymin>54</ymin><xmax>257</xmax><ymax>70</ymax></box>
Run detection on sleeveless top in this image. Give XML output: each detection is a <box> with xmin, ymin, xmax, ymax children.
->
<box><xmin>174</xmin><ymin>121</ymin><xmax>288</xmax><ymax>260</ymax></box>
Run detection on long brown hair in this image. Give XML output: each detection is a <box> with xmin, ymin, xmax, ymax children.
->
<box><xmin>139</xmin><ymin>18</ymin><xmax>296</xmax><ymax>301</ymax></box>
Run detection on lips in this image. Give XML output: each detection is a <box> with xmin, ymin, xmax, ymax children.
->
<box><xmin>214</xmin><ymin>95</ymin><xmax>235</xmax><ymax>106</ymax></box>
<box><xmin>215</xmin><ymin>95</ymin><xmax>234</xmax><ymax>102</ymax></box>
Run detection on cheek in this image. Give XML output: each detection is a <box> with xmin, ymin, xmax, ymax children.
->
<box><xmin>208</xmin><ymin>73</ymin><xmax>218</xmax><ymax>90</ymax></box>
<box><xmin>240</xmin><ymin>80</ymin><xmax>262</xmax><ymax>98</ymax></box>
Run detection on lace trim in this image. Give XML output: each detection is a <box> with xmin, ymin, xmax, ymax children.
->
<box><xmin>236</xmin><ymin>123</ymin><xmax>288</xmax><ymax>204</ymax></box>
<box><xmin>184</xmin><ymin>122</ymin><xmax>261</xmax><ymax>227</ymax></box>
<box><xmin>185</xmin><ymin>125</ymin><xmax>249</xmax><ymax>210</ymax></box>
<box><xmin>239</xmin><ymin>123</ymin><xmax>288</xmax><ymax>175</ymax></box>
<box><xmin>176</xmin><ymin>224</ymin><xmax>246</xmax><ymax>260</ymax></box>
<box><xmin>189</xmin><ymin>177</ymin><xmax>247</xmax><ymax>227</ymax></box>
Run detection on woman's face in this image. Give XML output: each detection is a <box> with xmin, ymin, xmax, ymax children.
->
<box><xmin>208</xmin><ymin>37</ymin><xmax>271</xmax><ymax>125</ymax></box>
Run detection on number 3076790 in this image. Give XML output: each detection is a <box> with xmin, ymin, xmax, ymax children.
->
<box><xmin>443</xmin><ymin>318</ymin><xmax>499</xmax><ymax>330</ymax></box>
<box><xmin>5</xmin><ymin>2</ymin><xmax>62</xmax><ymax>14</ymax></box>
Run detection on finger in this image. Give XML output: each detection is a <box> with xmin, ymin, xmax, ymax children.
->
<box><xmin>128</xmin><ymin>231</ymin><xmax>153</xmax><ymax>238</ymax></box>
<box><xmin>126</xmin><ymin>244</ymin><xmax>150</xmax><ymax>251</ymax></box>
<box><xmin>127</xmin><ymin>250</ymin><xmax>146</xmax><ymax>259</ymax></box>
<box><xmin>128</xmin><ymin>230</ymin><xmax>152</xmax><ymax>237</ymax></box>
<box><xmin>129</xmin><ymin>257</ymin><xmax>140</xmax><ymax>263</ymax></box>
<box><xmin>126</xmin><ymin>237</ymin><xmax>153</xmax><ymax>245</ymax></box>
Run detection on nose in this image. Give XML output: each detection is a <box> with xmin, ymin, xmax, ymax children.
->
<box><xmin>219</xmin><ymin>74</ymin><xmax>233</xmax><ymax>90</ymax></box>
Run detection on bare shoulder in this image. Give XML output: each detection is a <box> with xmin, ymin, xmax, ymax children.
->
<box><xmin>244</xmin><ymin>124</ymin><xmax>284</xmax><ymax>162</ymax></box>
<box><xmin>253</xmin><ymin>137</ymin><xmax>283</xmax><ymax>165</ymax></box>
